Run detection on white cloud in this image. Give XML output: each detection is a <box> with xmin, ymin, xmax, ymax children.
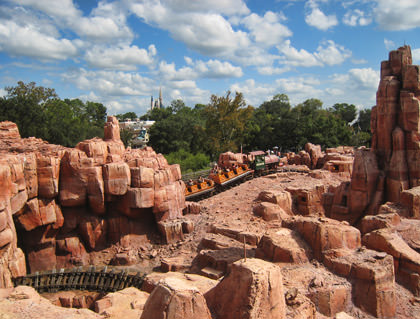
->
<box><xmin>0</xmin><ymin>88</ymin><xmax>6</xmax><ymax>97</ymax></box>
<box><xmin>343</xmin><ymin>9</ymin><xmax>371</xmax><ymax>26</ymax></box>
<box><xmin>85</xmin><ymin>45</ymin><xmax>157</xmax><ymax>70</ymax></box>
<box><xmin>277</xmin><ymin>40</ymin><xmax>351</xmax><ymax>67</ymax></box>
<box><xmin>257</xmin><ymin>66</ymin><xmax>291</xmax><ymax>75</ymax></box>
<box><xmin>230</xmin><ymin>77</ymin><xmax>322</xmax><ymax>106</ymax></box>
<box><xmin>305</xmin><ymin>1</ymin><xmax>338</xmax><ymax>31</ymax></box>
<box><xmin>159</xmin><ymin>59</ymin><xmax>243</xmax><ymax>80</ymax></box>
<box><xmin>314</xmin><ymin>40</ymin><xmax>352</xmax><ymax>65</ymax></box>
<box><xmin>130</xmin><ymin>1</ymin><xmax>249</xmax><ymax>57</ymax></box>
<box><xmin>241</xmin><ymin>11</ymin><xmax>292</xmax><ymax>46</ymax></box>
<box><xmin>333</xmin><ymin>68</ymin><xmax>379</xmax><ymax>90</ymax></box>
<box><xmin>412</xmin><ymin>48</ymin><xmax>420</xmax><ymax>63</ymax></box>
<box><xmin>12</xmin><ymin>0</ymin><xmax>133</xmax><ymax>42</ymax></box>
<box><xmin>13</xmin><ymin>0</ymin><xmax>80</xmax><ymax>21</ymax></box>
<box><xmin>62</xmin><ymin>68</ymin><xmax>155</xmax><ymax>97</ymax></box>
<box><xmin>328</xmin><ymin>67</ymin><xmax>380</xmax><ymax>107</ymax></box>
<box><xmin>374</xmin><ymin>0</ymin><xmax>420</xmax><ymax>30</ymax></box>
<box><xmin>73</xmin><ymin>16</ymin><xmax>133</xmax><ymax>42</ymax></box>
<box><xmin>164</xmin><ymin>0</ymin><xmax>250</xmax><ymax>15</ymax></box>
<box><xmin>129</xmin><ymin>1</ymin><xmax>283</xmax><ymax>67</ymax></box>
<box><xmin>278</xmin><ymin>40</ymin><xmax>321</xmax><ymax>67</ymax></box>
<box><xmin>384</xmin><ymin>39</ymin><xmax>395</xmax><ymax>51</ymax></box>
<box><xmin>0</xmin><ymin>20</ymin><xmax>78</xmax><ymax>60</ymax></box>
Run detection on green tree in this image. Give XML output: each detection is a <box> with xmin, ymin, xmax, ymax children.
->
<box><xmin>351</xmin><ymin>108</ymin><xmax>372</xmax><ymax>147</ymax></box>
<box><xmin>0</xmin><ymin>81</ymin><xmax>53</xmax><ymax>139</ymax></box>
<box><xmin>329</xmin><ymin>103</ymin><xmax>357</xmax><ymax>124</ymax></box>
<box><xmin>169</xmin><ymin>99</ymin><xmax>186</xmax><ymax>113</ymax></box>
<box><xmin>0</xmin><ymin>82</ymin><xmax>107</xmax><ymax>146</ymax></box>
<box><xmin>245</xmin><ymin>94</ymin><xmax>293</xmax><ymax>151</ymax></box>
<box><xmin>146</xmin><ymin>105</ymin><xmax>207</xmax><ymax>154</ymax></box>
<box><xmin>5</xmin><ymin>81</ymin><xmax>57</xmax><ymax>104</ymax></box>
<box><xmin>353</xmin><ymin>108</ymin><xmax>371</xmax><ymax>132</ymax></box>
<box><xmin>204</xmin><ymin>91</ymin><xmax>253</xmax><ymax>157</ymax></box>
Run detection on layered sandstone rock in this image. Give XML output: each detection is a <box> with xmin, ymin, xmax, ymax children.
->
<box><xmin>94</xmin><ymin>287</ymin><xmax>149</xmax><ymax>318</ymax></box>
<box><xmin>205</xmin><ymin>258</ymin><xmax>286</xmax><ymax>319</ymax></box>
<box><xmin>0</xmin><ymin>117</ymin><xmax>185</xmax><ymax>280</ymax></box>
<box><xmin>140</xmin><ymin>277</ymin><xmax>212</xmax><ymax>319</ymax></box>
<box><xmin>0</xmin><ymin>285</ymin><xmax>101</xmax><ymax>319</ymax></box>
<box><xmin>328</xmin><ymin>46</ymin><xmax>420</xmax><ymax>223</ymax></box>
<box><xmin>324</xmin><ymin>248</ymin><xmax>396</xmax><ymax>318</ymax></box>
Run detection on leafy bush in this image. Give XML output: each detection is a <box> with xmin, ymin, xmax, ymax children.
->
<box><xmin>165</xmin><ymin>149</ymin><xmax>211</xmax><ymax>173</ymax></box>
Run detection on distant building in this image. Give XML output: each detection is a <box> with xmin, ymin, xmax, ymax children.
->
<box><xmin>119</xmin><ymin>119</ymin><xmax>155</xmax><ymax>148</ymax></box>
<box><xmin>150</xmin><ymin>87</ymin><xmax>163</xmax><ymax>110</ymax></box>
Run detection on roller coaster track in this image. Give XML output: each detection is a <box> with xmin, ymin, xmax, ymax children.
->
<box><xmin>13</xmin><ymin>266</ymin><xmax>146</xmax><ymax>293</ymax></box>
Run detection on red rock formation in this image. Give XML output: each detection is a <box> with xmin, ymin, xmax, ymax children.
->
<box><xmin>328</xmin><ymin>46</ymin><xmax>420</xmax><ymax>227</ymax></box>
<box><xmin>205</xmin><ymin>258</ymin><xmax>286</xmax><ymax>319</ymax></box>
<box><xmin>0</xmin><ymin>117</ymin><xmax>186</xmax><ymax>280</ymax></box>
<box><xmin>141</xmin><ymin>277</ymin><xmax>212</xmax><ymax>319</ymax></box>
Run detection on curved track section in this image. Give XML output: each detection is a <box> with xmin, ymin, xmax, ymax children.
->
<box><xmin>13</xmin><ymin>266</ymin><xmax>146</xmax><ymax>293</ymax></box>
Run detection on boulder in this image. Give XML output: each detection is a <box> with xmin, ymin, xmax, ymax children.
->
<box><xmin>103</xmin><ymin>162</ymin><xmax>130</xmax><ymax>196</ymax></box>
<box><xmin>0</xmin><ymin>121</ymin><xmax>20</xmax><ymax>139</ymax></box>
<box><xmin>363</xmin><ymin>228</ymin><xmax>420</xmax><ymax>295</ymax></box>
<box><xmin>255</xmin><ymin>228</ymin><xmax>310</xmax><ymax>263</ymax></box>
<box><xmin>305</xmin><ymin>143</ymin><xmax>323</xmax><ymax>169</ymax></box>
<box><xmin>130</xmin><ymin>166</ymin><xmax>154</xmax><ymax>188</ymax></box>
<box><xmin>324</xmin><ymin>248</ymin><xmax>396</xmax><ymax>318</ymax></box>
<box><xmin>37</xmin><ymin>155</ymin><xmax>60</xmax><ymax>199</ymax></box>
<box><xmin>286</xmin><ymin>185</ymin><xmax>326</xmax><ymax>216</ymax></box>
<box><xmin>141</xmin><ymin>277</ymin><xmax>212</xmax><ymax>319</ymax></box>
<box><xmin>142</xmin><ymin>272</ymin><xmax>217</xmax><ymax>294</ymax></box>
<box><xmin>0</xmin><ymin>286</ymin><xmax>102</xmax><ymax>319</ymax></box>
<box><xmin>95</xmin><ymin>287</ymin><xmax>149</xmax><ymax>319</ymax></box>
<box><xmin>76</xmin><ymin>138</ymin><xmax>108</xmax><ymax>165</ymax></box>
<box><xmin>104</xmin><ymin>116</ymin><xmax>121</xmax><ymax>141</ymax></box>
<box><xmin>157</xmin><ymin>219</ymin><xmax>184</xmax><ymax>244</ymax></box>
<box><xmin>205</xmin><ymin>258</ymin><xmax>286</xmax><ymax>319</ymax></box>
<box><xmin>283</xmin><ymin>216</ymin><xmax>361</xmax><ymax>261</ymax></box>
<box><xmin>252</xmin><ymin>202</ymin><xmax>290</xmax><ymax>221</ymax></box>
<box><xmin>360</xmin><ymin>213</ymin><xmax>401</xmax><ymax>235</ymax></box>
<box><xmin>257</xmin><ymin>189</ymin><xmax>292</xmax><ymax>214</ymax></box>
<box><xmin>59</xmin><ymin>150</ymin><xmax>91</xmax><ymax>207</ymax></box>
<box><xmin>400</xmin><ymin>186</ymin><xmax>420</xmax><ymax>218</ymax></box>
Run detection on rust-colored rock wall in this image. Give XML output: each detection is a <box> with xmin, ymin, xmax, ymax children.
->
<box><xmin>0</xmin><ymin>118</ymin><xmax>185</xmax><ymax>283</ymax></box>
<box><xmin>329</xmin><ymin>45</ymin><xmax>420</xmax><ymax>223</ymax></box>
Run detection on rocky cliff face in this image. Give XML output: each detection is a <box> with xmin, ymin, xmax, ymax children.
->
<box><xmin>0</xmin><ymin>117</ymin><xmax>185</xmax><ymax>283</ymax></box>
<box><xmin>328</xmin><ymin>45</ymin><xmax>420</xmax><ymax>223</ymax></box>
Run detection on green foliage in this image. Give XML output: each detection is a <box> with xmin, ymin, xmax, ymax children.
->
<box><xmin>0</xmin><ymin>82</ymin><xmax>107</xmax><ymax>147</ymax></box>
<box><xmin>352</xmin><ymin>108</ymin><xmax>372</xmax><ymax>146</ymax></box>
<box><xmin>165</xmin><ymin>149</ymin><xmax>210</xmax><ymax>173</ymax></box>
<box><xmin>144</xmin><ymin>99</ymin><xmax>208</xmax><ymax>155</ymax></box>
<box><xmin>0</xmin><ymin>82</ymin><xmax>373</xmax><ymax>161</ymax></box>
<box><xmin>203</xmin><ymin>91</ymin><xmax>253</xmax><ymax>158</ymax></box>
<box><xmin>329</xmin><ymin>103</ymin><xmax>357</xmax><ymax>124</ymax></box>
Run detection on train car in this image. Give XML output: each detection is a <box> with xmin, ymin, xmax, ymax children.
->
<box><xmin>209</xmin><ymin>163</ymin><xmax>253</xmax><ymax>187</ymax></box>
<box><xmin>185</xmin><ymin>178</ymin><xmax>215</xmax><ymax>201</ymax></box>
<box><xmin>183</xmin><ymin>150</ymin><xmax>280</xmax><ymax>201</ymax></box>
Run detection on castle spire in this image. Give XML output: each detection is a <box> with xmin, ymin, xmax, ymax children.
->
<box><xmin>159</xmin><ymin>87</ymin><xmax>163</xmax><ymax>108</ymax></box>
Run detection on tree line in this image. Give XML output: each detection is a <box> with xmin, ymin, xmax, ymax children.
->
<box><xmin>0</xmin><ymin>82</ymin><xmax>372</xmax><ymax>172</ymax></box>
<box><xmin>138</xmin><ymin>92</ymin><xmax>371</xmax><ymax>171</ymax></box>
<box><xmin>0</xmin><ymin>82</ymin><xmax>107</xmax><ymax>147</ymax></box>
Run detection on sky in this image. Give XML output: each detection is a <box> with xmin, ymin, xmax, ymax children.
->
<box><xmin>0</xmin><ymin>0</ymin><xmax>420</xmax><ymax>116</ymax></box>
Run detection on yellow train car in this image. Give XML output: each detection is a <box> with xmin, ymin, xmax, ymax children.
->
<box><xmin>209</xmin><ymin>164</ymin><xmax>253</xmax><ymax>187</ymax></box>
<box><xmin>185</xmin><ymin>178</ymin><xmax>215</xmax><ymax>201</ymax></box>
